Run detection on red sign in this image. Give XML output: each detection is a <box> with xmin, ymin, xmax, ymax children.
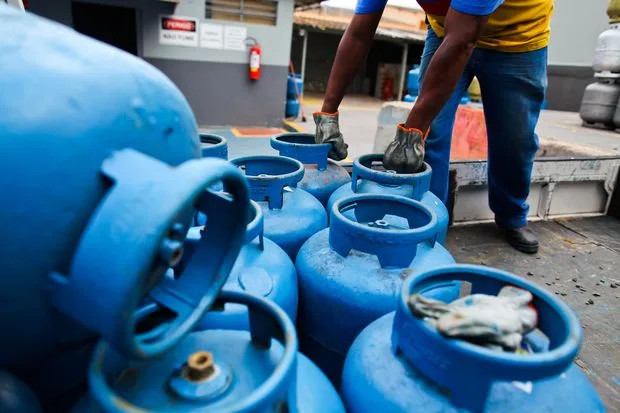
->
<box><xmin>161</xmin><ymin>17</ymin><xmax>196</xmax><ymax>32</ymax></box>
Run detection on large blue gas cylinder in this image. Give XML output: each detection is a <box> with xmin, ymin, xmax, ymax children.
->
<box><xmin>0</xmin><ymin>370</ymin><xmax>42</xmax><ymax>413</ymax></box>
<box><xmin>73</xmin><ymin>291</ymin><xmax>345</xmax><ymax>413</ymax></box>
<box><xmin>296</xmin><ymin>194</ymin><xmax>458</xmax><ymax>383</ymax></box>
<box><xmin>328</xmin><ymin>154</ymin><xmax>449</xmax><ymax>244</ymax></box>
<box><xmin>181</xmin><ymin>200</ymin><xmax>298</xmax><ymax>328</ymax></box>
<box><xmin>342</xmin><ymin>264</ymin><xmax>605</xmax><ymax>412</ymax></box>
<box><xmin>0</xmin><ymin>0</ymin><xmax>249</xmax><ymax>382</ymax></box>
<box><xmin>271</xmin><ymin>133</ymin><xmax>351</xmax><ymax>205</ymax></box>
<box><xmin>199</xmin><ymin>133</ymin><xmax>228</xmax><ymax>159</ymax></box>
<box><xmin>231</xmin><ymin>156</ymin><xmax>327</xmax><ymax>258</ymax></box>
<box><xmin>407</xmin><ymin>64</ymin><xmax>421</xmax><ymax>97</ymax></box>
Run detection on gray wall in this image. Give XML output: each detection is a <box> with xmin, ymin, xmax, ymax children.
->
<box><xmin>28</xmin><ymin>0</ymin><xmax>294</xmax><ymax>126</ymax></box>
<box><xmin>545</xmin><ymin>0</ymin><xmax>609</xmax><ymax>111</ymax></box>
<box><xmin>547</xmin><ymin>65</ymin><xmax>594</xmax><ymax>112</ymax></box>
<box><xmin>548</xmin><ymin>0</ymin><xmax>608</xmax><ymax>67</ymax></box>
<box><xmin>146</xmin><ymin>57</ymin><xmax>288</xmax><ymax>126</ymax></box>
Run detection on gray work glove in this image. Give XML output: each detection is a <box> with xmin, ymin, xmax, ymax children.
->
<box><xmin>313</xmin><ymin>112</ymin><xmax>348</xmax><ymax>161</ymax></box>
<box><xmin>409</xmin><ymin>286</ymin><xmax>537</xmax><ymax>352</ymax></box>
<box><xmin>383</xmin><ymin>123</ymin><xmax>426</xmax><ymax>173</ymax></box>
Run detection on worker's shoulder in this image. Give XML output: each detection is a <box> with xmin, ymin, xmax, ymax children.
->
<box><xmin>354</xmin><ymin>0</ymin><xmax>389</xmax><ymax>15</ymax></box>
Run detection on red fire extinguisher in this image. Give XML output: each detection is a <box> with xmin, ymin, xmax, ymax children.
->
<box><xmin>246</xmin><ymin>37</ymin><xmax>261</xmax><ymax>81</ymax></box>
<box><xmin>383</xmin><ymin>77</ymin><xmax>393</xmax><ymax>101</ymax></box>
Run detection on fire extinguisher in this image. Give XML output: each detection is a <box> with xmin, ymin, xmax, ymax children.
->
<box><xmin>383</xmin><ymin>77</ymin><xmax>393</xmax><ymax>101</ymax></box>
<box><xmin>246</xmin><ymin>37</ymin><xmax>261</xmax><ymax>81</ymax></box>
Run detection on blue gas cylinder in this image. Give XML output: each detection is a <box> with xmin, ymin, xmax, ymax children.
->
<box><xmin>194</xmin><ymin>133</ymin><xmax>228</xmax><ymax>226</ymax></box>
<box><xmin>0</xmin><ymin>0</ymin><xmax>249</xmax><ymax>377</ymax></box>
<box><xmin>328</xmin><ymin>154</ymin><xmax>449</xmax><ymax>244</ymax></box>
<box><xmin>342</xmin><ymin>264</ymin><xmax>605</xmax><ymax>412</ymax></box>
<box><xmin>181</xmin><ymin>200</ymin><xmax>298</xmax><ymax>328</ymax></box>
<box><xmin>271</xmin><ymin>133</ymin><xmax>351</xmax><ymax>205</ymax></box>
<box><xmin>231</xmin><ymin>156</ymin><xmax>327</xmax><ymax>258</ymax></box>
<box><xmin>73</xmin><ymin>291</ymin><xmax>345</xmax><ymax>413</ymax></box>
<box><xmin>407</xmin><ymin>64</ymin><xmax>421</xmax><ymax>96</ymax></box>
<box><xmin>199</xmin><ymin>133</ymin><xmax>228</xmax><ymax>159</ymax></box>
<box><xmin>296</xmin><ymin>194</ymin><xmax>458</xmax><ymax>383</ymax></box>
<box><xmin>0</xmin><ymin>370</ymin><xmax>43</xmax><ymax>413</ymax></box>
<box><xmin>287</xmin><ymin>74</ymin><xmax>304</xmax><ymax>99</ymax></box>
<box><xmin>286</xmin><ymin>99</ymin><xmax>301</xmax><ymax>118</ymax></box>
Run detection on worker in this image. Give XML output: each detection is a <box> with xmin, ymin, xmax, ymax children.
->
<box><xmin>314</xmin><ymin>0</ymin><xmax>552</xmax><ymax>254</ymax></box>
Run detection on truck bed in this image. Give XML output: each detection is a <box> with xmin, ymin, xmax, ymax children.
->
<box><xmin>446</xmin><ymin>216</ymin><xmax>620</xmax><ymax>410</ymax></box>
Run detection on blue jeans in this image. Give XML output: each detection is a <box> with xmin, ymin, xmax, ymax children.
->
<box><xmin>419</xmin><ymin>28</ymin><xmax>547</xmax><ymax>229</ymax></box>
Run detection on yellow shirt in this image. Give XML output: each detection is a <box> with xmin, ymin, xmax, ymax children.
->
<box><xmin>427</xmin><ymin>0</ymin><xmax>554</xmax><ymax>52</ymax></box>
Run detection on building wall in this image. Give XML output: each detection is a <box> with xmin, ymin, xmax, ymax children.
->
<box><xmin>28</xmin><ymin>0</ymin><xmax>294</xmax><ymax>126</ymax></box>
<box><xmin>547</xmin><ymin>0</ymin><xmax>609</xmax><ymax>111</ymax></box>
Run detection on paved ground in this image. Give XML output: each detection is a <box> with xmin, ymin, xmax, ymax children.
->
<box><xmin>291</xmin><ymin>93</ymin><xmax>620</xmax><ymax>160</ymax></box>
<box><xmin>447</xmin><ymin>216</ymin><xmax>620</xmax><ymax>411</ymax></box>
<box><xmin>203</xmin><ymin>93</ymin><xmax>620</xmax><ymax>161</ymax></box>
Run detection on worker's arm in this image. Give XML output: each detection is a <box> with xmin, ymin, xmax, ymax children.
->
<box><xmin>403</xmin><ymin>8</ymin><xmax>489</xmax><ymax>131</ymax></box>
<box><xmin>321</xmin><ymin>12</ymin><xmax>384</xmax><ymax>113</ymax></box>
<box><xmin>315</xmin><ymin>9</ymin><xmax>385</xmax><ymax>160</ymax></box>
<box><xmin>384</xmin><ymin>2</ymin><xmax>500</xmax><ymax>173</ymax></box>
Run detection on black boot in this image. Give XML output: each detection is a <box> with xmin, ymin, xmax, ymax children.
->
<box><xmin>502</xmin><ymin>226</ymin><xmax>539</xmax><ymax>254</ymax></box>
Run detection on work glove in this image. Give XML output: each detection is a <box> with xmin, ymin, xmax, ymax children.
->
<box><xmin>409</xmin><ymin>286</ymin><xmax>538</xmax><ymax>352</ymax></box>
<box><xmin>383</xmin><ymin>124</ymin><xmax>426</xmax><ymax>173</ymax></box>
<box><xmin>313</xmin><ymin>112</ymin><xmax>348</xmax><ymax>161</ymax></box>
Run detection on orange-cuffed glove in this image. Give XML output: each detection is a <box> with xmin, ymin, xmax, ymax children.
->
<box><xmin>383</xmin><ymin>123</ymin><xmax>428</xmax><ymax>173</ymax></box>
<box><xmin>313</xmin><ymin>111</ymin><xmax>348</xmax><ymax>161</ymax></box>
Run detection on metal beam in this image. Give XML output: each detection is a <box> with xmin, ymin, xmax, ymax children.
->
<box><xmin>300</xmin><ymin>29</ymin><xmax>308</xmax><ymax>101</ymax></box>
<box><xmin>606</xmin><ymin>160</ymin><xmax>620</xmax><ymax>218</ymax></box>
<box><xmin>397</xmin><ymin>42</ymin><xmax>408</xmax><ymax>101</ymax></box>
<box><xmin>6</xmin><ymin>0</ymin><xmax>25</xmax><ymax>11</ymax></box>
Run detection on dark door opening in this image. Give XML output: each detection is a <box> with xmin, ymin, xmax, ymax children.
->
<box><xmin>71</xmin><ymin>2</ymin><xmax>138</xmax><ymax>55</ymax></box>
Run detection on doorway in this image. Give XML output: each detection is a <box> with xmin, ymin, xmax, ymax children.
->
<box><xmin>71</xmin><ymin>2</ymin><xmax>138</xmax><ymax>56</ymax></box>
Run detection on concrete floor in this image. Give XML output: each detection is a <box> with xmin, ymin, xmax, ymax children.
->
<box><xmin>290</xmin><ymin>93</ymin><xmax>620</xmax><ymax>160</ymax></box>
<box><xmin>203</xmin><ymin>93</ymin><xmax>620</xmax><ymax>161</ymax></box>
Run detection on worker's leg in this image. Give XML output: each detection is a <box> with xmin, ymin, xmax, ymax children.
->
<box><xmin>418</xmin><ymin>29</ymin><xmax>474</xmax><ymax>205</ymax></box>
<box><xmin>475</xmin><ymin>47</ymin><xmax>547</xmax><ymax>229</ymax></box>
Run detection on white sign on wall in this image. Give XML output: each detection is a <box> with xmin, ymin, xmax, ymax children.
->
<box><xmin>224</xmin><ymin>26</ymin><xmax>247</xmax><ymax>51</ymax></box>
<box><xmin>159</xmin><ymin>15</ymin><xmax>199</xmax><ymax>47</ymax></box>
<box><xmin>200</xmin><ymin>23</ymin><xmax>224</xmax><ymax>49</ymax></box>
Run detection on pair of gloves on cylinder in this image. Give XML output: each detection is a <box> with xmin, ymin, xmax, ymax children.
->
<box><xmin>314</xmin><ymin>112</ymin><xmax>427</xmax><ymax>173</ymax></box>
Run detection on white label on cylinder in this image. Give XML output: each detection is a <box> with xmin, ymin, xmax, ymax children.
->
<box><xmin>250</xmin><ymin>52</ymin><xmax>260</xmax><ymax>70</ymax></box>
<box><xmin>511</xmin><ymin>381</ymin><xmax>533</xmax><ymax>394</ymax></box>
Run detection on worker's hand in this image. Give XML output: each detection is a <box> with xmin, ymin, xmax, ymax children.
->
<box><xmin>313</xmin><ymin>112</ymin><xmax>348</xmax><ymax>161</ymax></box>
<box><xmin>383</xmin><ymin>124</ymin><xmax>426</xmax><ymax>173</ymax></box>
